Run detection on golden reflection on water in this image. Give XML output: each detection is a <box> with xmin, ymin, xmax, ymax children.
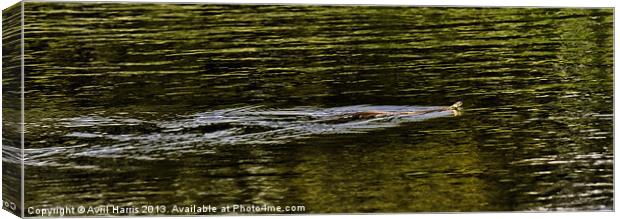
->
<box><xmin>3</xmin><ymin>3</ymin><xmax>612</xmax><ymax>214</ymax></box>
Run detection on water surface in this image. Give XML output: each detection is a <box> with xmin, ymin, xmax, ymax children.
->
<box><xmin>13</xmin><ymin>3</ymin><xmax>615</xmax><ymax>213</ymax></box>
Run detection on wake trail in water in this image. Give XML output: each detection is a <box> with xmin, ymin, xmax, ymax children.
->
<box><xmin>16</xmin><ymin>104</ymin><xmax>460</xmax><ymax>168</ymax></box>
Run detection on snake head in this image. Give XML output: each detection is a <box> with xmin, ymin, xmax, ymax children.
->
<box><xmin>449</xmin><ymin>101</ymin><xmax>463</xmax><ymax>110</ymax></box>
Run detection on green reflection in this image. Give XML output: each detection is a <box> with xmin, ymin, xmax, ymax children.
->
<box><xmin>17</xmin><ymin>3</ymin><xmax>613</xmax><ymax>214</ymax></box>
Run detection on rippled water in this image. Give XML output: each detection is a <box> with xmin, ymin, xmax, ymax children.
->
<box><xmin>5</xmin><ymin>3</ymin><xmax>615</xmax><ymax>213</ymax></box>
<box><xmin>23</xmin><ymin>104</ymin><xmax>460</xmax><ymax>166</ymax></box>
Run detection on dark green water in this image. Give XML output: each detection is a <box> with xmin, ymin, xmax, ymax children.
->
<box><xmin>12</xmin><ymin>3</ymin><xmax>616</xmax><ymax>214</ymax></box>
